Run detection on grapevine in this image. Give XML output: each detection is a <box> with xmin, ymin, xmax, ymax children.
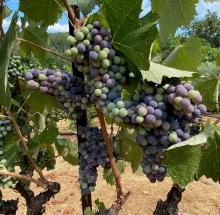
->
<box><xmin>0</xmin><ymin>0</ymin><xmax>220</xmax><ymax>215</ymax></box>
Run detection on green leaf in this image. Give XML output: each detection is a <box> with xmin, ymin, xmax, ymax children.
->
<box><xmin>68</xmin><ymin>0</ymin><xmax>101</xmax><ymax>16</ymax></box>
<box><xmin>3</xmin><ymin>6</ymin><xmax>12</xmax><ymax>19</ymax></box>
<box><xmin>117</xmin><ymin>127</ymin><xmax>142</xmax><ymax>173</ymax></box>
<box><xmin>3</xmin><ymin>135</ymin><xmax>19</xmax><ymax>171</ymax></box>
<box><xmin>0</xmin><ymin>13</ymin><xmax>18</xmax><ymax>108</ymax></box>
<box><xmin>55</xmin><ymin>136</ymin><xmax>78</xmax><ymax>166</ymax></box>
<box><xmin>26</xmin><ymin>91</ymin><xmax>60</xmax><ymax>113</ymax></box>
<box><xmin>152</xmin><ymin>0</ymin><xmax>199</xmax><ymax>40</ymax></box>
<box><xmin>216</xmin><ymin>53</ymin><xmax>220</xmax><ymax>67</ymax></box>
<box><xmin>163</xmin><ymin>124</ymin><xmax>214</xmax><ymax>187</ymax></box>
<box><xmin>103</xmin><ymin>1</ymin><xmax>158</xmax><ymax>70</ymax></box>
<box><xmin>29</xmin><ymin>124</ymin><xmax>59</xmax><ymax>151</ymax></box>
<box><xmin>84</xmin><ymin>207</ymin><xmax>94</xmax><ymax>215</ymax></box>
<box><xmin>141</xmin><ymin>62</ymin><xmax>194</xmax><ymax>84</ymax></box>
<box><xmin>20</xmin><ymin>24</ymin><xmax>48</xmax><ymax>64</ymax></box>
<box><xmin>192</xmin><ymin>62</ymin><xmax>220</xmax><ymax>111</ymax></box>
<box><xmin>103</xmin><ymin>160</ymin><xmax>124</xmax><ymax>185</ymax></box>
<box><xmin>94</xmin><ymin>199</ymin><xmax>106</xmax><ymax>212</ymax></box>
<box><xmin>163</xmin><ymin>37</ymin><xmax>202</xmax><ymax>71</ymax></box>
<box><xmin>19</xmin><ymin>0</ymin><xmax>63</xmax><ymax>26</ymax></box>
<box><xmin>198</xmin><ymin>125</ymin><xmax>220</xmax><ymax>183</ymax></box>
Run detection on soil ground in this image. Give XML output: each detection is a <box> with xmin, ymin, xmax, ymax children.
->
<box><xmin>2</xmin><ymin>120</ymin><xmax>220</xmax><ymax>215</ymax></box>
<box><xmin>2</xmin><ymin>157</ymin><xmax>220</xmax><ymax>215</ymax></box>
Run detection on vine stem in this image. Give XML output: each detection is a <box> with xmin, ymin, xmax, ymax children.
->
<box><xmin>62</xmin><ymin>0</ymin><xmax>87</xmax><ymax>28</ymax></box>
<box><xmin>96</xmin><ymin>108</ymin><xmax>123</xmax><ymax>199</ymax></box>
<box><xmin>7</xmin><ymin>111</ymin><xmax>47</xmax><ymax>183</ymax></box>
<box><xmin>16</xmin><ymin>37</ymin><xmax>72</xmax><ymax>62</ymax></box>
<box><xmin>0</xmin><ymin>171</ymin><xmax>47</xmax><ymax>189</ymax></box>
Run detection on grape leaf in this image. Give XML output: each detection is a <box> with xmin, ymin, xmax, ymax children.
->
<box><xmin>103</xmin><ymin>160</ymin><xmax>124</xmax><ymax>185</ymax></box>
<box><xmin>192</xmin><ymin>62</ymin><xmax>220</xmax><ymax>111</ymax></box>
<box><xmin>151</xmin><ymin>0</ymin><xmax>199</xmax><ymax>40</ymax></box>
<box><xmin>198</xmin><ymin>125</ymin><xmax>220</xmax><ymax>183</ymax></box>
<box><xmin>141</xmin><ymin>62</ymin><xmax>194</xmax><ymax>84</ymax></box>
<box><xmin>19</xmin><ymin>0</ymin><xmax>63</xmax><ymax>26</ymax></box>
<box><xmin>163</xmin><ymin>124</ymin><xmax>214</xmax><ymax>187</ymax></box>
<box><xmin>103</xmin><ymin>0</ymin><xmax>158</xmax><ymax>70</ymax></box>
<box><xmin>0</xmin><ymin>13</ymin><xmax>18</xmax><ymax>108</ymax></box>
<box><xmin>216</xmin><ymin>53</ymin><xmax>220</xmax><ymax>67</ymax></box>
<box><xmin>3</xmin><ymin>6</ymin><xmax>12</xmax><ymax>19</ymax></box>
<box><xmin>26</xmin><ymin>91</ymin><xmax>60</xmax><ymax>113</ymax></box>
<box><xmin>3</xmin><ymin>135</ymin><xmax>20</xmax><ymax>171</ymax></box>
<box><xmin>68</xmin><ymin>0</ymin><xmax>101</xmax><ymax>15</ymax></box>
<box><xmin>20</xmin><ymin>24</ymin><xmax>48</xmax><ymax>64</ymax></box>
<box><xmin>117</xmin><ymin>127</ymin><xmax>142</xmax><ymax>173</ymax></box>
<box><xmin>55</xmin><ymin>136</ymin><xmax>78</xmax><ymax>166</ymax></box>
<box><xmin>163</xmin><ymin>37</ymin><xmax>202</xmax><ymax>72</ymax></box>
<box><xmin>29</xmin><ymin>124</ymin><xmax>59</xmax><ymax>151</ymax></box>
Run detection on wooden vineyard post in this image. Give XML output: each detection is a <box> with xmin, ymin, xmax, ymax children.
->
<box><xmin>68</xmin><ymin>6</ymin><xmax>92</xmax><ymax>214</ymax></box>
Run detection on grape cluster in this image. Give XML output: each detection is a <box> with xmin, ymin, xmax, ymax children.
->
<box><xmin>134</xmin><ymin>82</ymin><xmax>207</xmax><ymax>182</ymax></box>
<box><xmin>22</xmin><ymin>20</ymin><xmax>207</xmax><ymax>184</ymax></box>
<box><xmin>78</xmin><ymin>126</ymin><xmax>109</xmax><ymax>195</ymax></box>
<box><xmin>25</xmin><ymin>69</ymin><xmax>89</xmax><ymax>118</ymax></box>
<box><xmin>0</xmin><ymin>119</ymin><xmax>14</xmax><ymax>188</ymax></box>
<box><xmin>65</xmin><ymin>21</ymin><xmax>127</xmax><ymax>110</ymax></box>
<box><xmin>8</xmin><ymin>55</ymin><xmax>25</xmax><ymax>80</ymax></box>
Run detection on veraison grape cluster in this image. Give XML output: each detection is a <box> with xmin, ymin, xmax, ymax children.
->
<box><xmin>8</xmin><ymin>55</ymin><xmax>25</xmax><ymax>81</ymax></box>
<box><xmin>23</xmin><ymin>20</ymin><xmax>207</xmax><ymax>184</ymax></box>
<box><xmin>0</xmin><ymin>119</ymin><xmax>14</xmax><ymax>188</ymax></box>
<box><xmin>65</xmin><ymin>21</ymin><xmax>127</xmax><ymax>112</ymax></box>
<box><xmin>78</xmin><ymin>126</ymin><xmax>109</xmax><ymax>195</ymax></box>
<box><xmin>24</xmin><ymin>69</ymin><xmax>89</xmax><ymax>118</ymax></box>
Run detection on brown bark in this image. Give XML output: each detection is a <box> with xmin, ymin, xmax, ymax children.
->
<box><xmin>153</xmin><ymin>184</ymin><xmax>185</xmax><ymax>215</ymax></box>
<box><xmin>7</xmin><ymin>112</ymin><xmax>47</xmax><ymax>183</ymax></box>
<box><xmin>96</xmin><ymin>108</ymin><xmax>123</xmax><ymax>199</ymax></box>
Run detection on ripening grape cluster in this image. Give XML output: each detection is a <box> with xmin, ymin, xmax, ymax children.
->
<box><xmin>78</xmin><ymin>126</ymin><xmax>109</xmax><ymax>195</ymax></box>
<box><xmin>8</xmin><ymin>55</ymin><xmax>25</xmax><ymax>81</ymax></box>
<box><xmin>134</xmin><ymin>82</ymin><xmax>207</xmax><ymax>182</ymax></box>
<box><xmin>65</xmin><ymin>21</ymin><xmax>127</xmax><ymax>110</ymax></box>
<box><xmin>22</xmin><ymin>20</ymin><xmax>207</xmax><ymax>184</ymax></box>
<box><xmin>0</xmin><ymin>119</ymin><xmax>14</xmax><ymax>188</ymax></box>
<box><xmin>25</xmin><ymin>69</ymin><xmax>89</xmax><ymax>118</ymax></box>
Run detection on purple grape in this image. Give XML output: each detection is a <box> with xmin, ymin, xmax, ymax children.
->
<box><xmin>89</xmin><ymin>51</ymin><xmax>98</xmax><ymax>61</ymax></box>
<box><xmin>184</xmin><ymin>83</ymin><xmax>193</xmax><ymax>91</ymax></box>
<box><xmin>25</xmin><ymin>72</ymin><xmax>33</xmax><ymax>80</ymax></box>
<box><xmin>167</xmin><ymin>85</ymin><xmax>176</xmax><ymax>93</ymax></box>
<box><xmin>176</xmin><ymin>85</ymin><xmax>187</xmax><ymax>97</ymax></box>
<box><xmin>145</xmin><ymin>114</ymin><xmax>156</xmax><ymax>124</ymax></box>
<box><xmin>31</xmin><ymin>69</ymin><xmax>39</xmax><ymax>78</ymax></box>
<box><xmin>158</xmin><ymin>102</ymin><xmax>167</xmax><ymax>111</ymax></box>
<box><xmin>154</xmin><ymin>109</ymin><xmax>162</xmax><ymax>119</ymax></box>
<box><xmin>182</xmin><ymin>132</ymin><xmax>190</xmax><ymax>141</ymax></box>
<box><xmin>176</xmin><ymin>129</ymin><xmax>184</xmax><ymax>137</ymax></box>
<box><xmin>180</xmin><ymin>98</ymin><xmax>191</xmax><ymax>108</ymax></box>
<box><xmin>198</xmin><ymin>104</ymin><xmax>207</xmax><ymax>114</ymax></box>
<box><xmin>106</xmin><ymin>79</ymin><xmax>116</xmax><ymax>88</ymax></box>
<box><xmin>94</xmin><ymin>35</ymin><xmax>103</xmax><ymax>44</ymax></box>
<box><xmin>91</xmin><ymin>29</ymin><xmax>98</xmax><ymax>36</ymax></box>
<box><xmin>162</xmin><ymin>122</ymin><xmax>170</xmax><ymax>131</ymax></box>
<box><xmin>149</xmin><ymin>100</ymin><xmax>158</xmax><ymax>108</ymax></box>
<box><xmin>147</xmin><ymin>106</ymin><xmax>155</xmax><ymax>114</ymax></box>
<box><xmin>39</xmin><ymin>86</ymin><xmax>48</xmax><ymax>94</ymax></box>
<box><xmin>77</xmin><ymin>43</ymin><xmax>86</xmax><ymax>53</ymax></box>
<box><xmin>108</xmin><ymin>49</ymin><xmax>116</xmax><ymax>59</ymax></box>
<box><xmin>100</xmin><ymin>40</ymin><xmax>109</xmax><ymax>48</ymax></box>
<box><xmin>168</xmin><ymin>93</ymin><xmax>175</xmax><ymax>103</ymax></box>
<box><xmin>93</xmin><ymin>21</ymin><xmax>100</xmax><ymax>29</ymax></box>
